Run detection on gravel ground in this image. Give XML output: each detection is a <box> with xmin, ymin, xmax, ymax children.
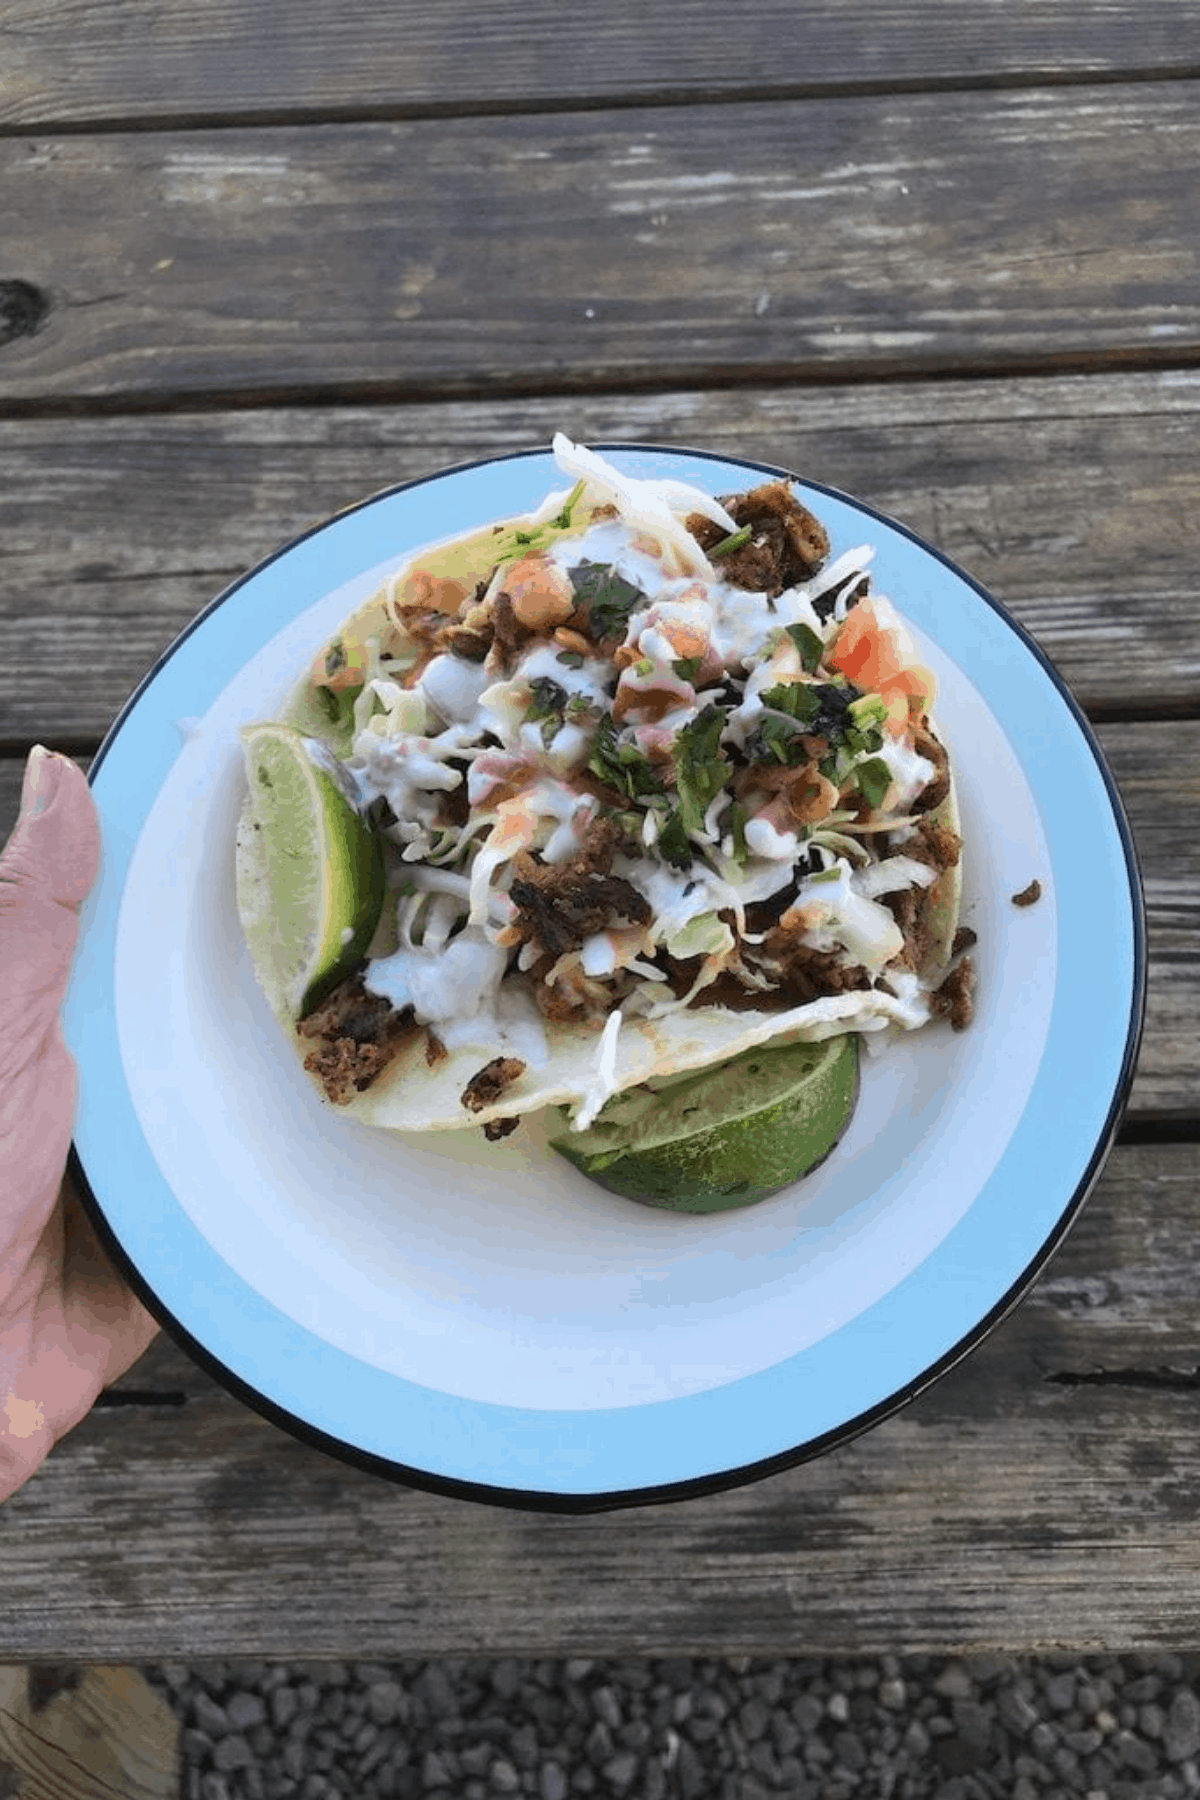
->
<box><xmin>139</xmin><ymin>1653</ymin><xmax>1200</xmax><ymax>1800</ymax></box>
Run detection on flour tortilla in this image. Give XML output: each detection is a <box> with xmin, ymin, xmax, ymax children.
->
<box><xmin>236</xmin><ymin>522</ymin><xmax>964</xmax><ymax>1133</ymax></box>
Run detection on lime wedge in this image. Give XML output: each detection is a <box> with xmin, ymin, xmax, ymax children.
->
<box><xmin>236</xmin><ymin>722</ymin><xmax>385</xmax><ymax>1019</ymax></box>
<box><xmin>549</xmin><ymin>1033</ymin><xmax>860</xmax><ymax>1213</ymax></box>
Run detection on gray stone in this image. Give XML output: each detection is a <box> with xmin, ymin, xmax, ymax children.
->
<box><xmin>511</xmin><ymin>1721</ymin><xmax>540</xmax><ymax>1768</ymax></box>
<box><xmin>182</xmin><ymin>1727</ymin><xmax>214</xmax><ymax>1761</ymax></box>
<box><xmin>368</xmin><ymin>1680</ymin><xmax>405</xmax><ymax>1726</ymax></box>
<box><xmin>879</xmin><ymin>1677</ymin><xmax>907</xmax><ymax>1711</ymax></box>
<box><xmin>416</xmin><ymin>1664</ymin><xmax>459</xmax><ymax>1720</ymax></box>
<box><xmin>227</xmin><ymin>1691</ymin><xmax>267</xmax><ymax>1732</ymax></box>
<box><xmin>200</xmin><ymin>1776</ymin><xmax>232</xmax><ymax>1800</ymax></box>
<box><xmin>593</xmin><ymin>1686</ymin><xmax>622</xmax><ymax>1729</ymax></box>
<box><xmin>212</xmin><ymin>1734</ymin><xmax>254</xmax><ymax>1774</ymax></box>
<box><xmin>1167</xmin><ymin>1690</ymin><xmax>1200</xmax><ymax>1762</ymax></box>
<box><xmin>1043</xmin><ymin>1671</ymin><xmax>1078</xmax><ymax>1713</ymax></box>
<box><xmin>194</xmin><ymin>1692</ymin><xmax>231</xmax><ymax>1736</ymax></box>
<box><xmin>1115</xmin><ymin>1728</ymin><xmax>1160</xmax><ymax>1776</ymax></box>
<box><xmin>422</xmin><ymin>1748</ymin><xmax>453</xmax><ymax>1787</ymax></box>
<box><xmin>998</xmin><ymin>1688</ymin><xmax>1041</xmax><ymax>1737</ymax></box>
<box><xmin>675</xmin><ymin>1738</ymin><xmax>706</xmax><ymax>1800</ymax></box>
<box><xmin>489</xmin><ymin>1757</ymin><xmax>521</xmax><ymax>1793</ymax></box>
<box><xmin>601</xmin><ymin>1751</ymin><xmax>639</xmax><ymax>1791</ymax></box>
<box><xmin>282</xmin><ymin>1739</ymin><xmax>308</xmax><ymax>1782</ymax></box>
<box><xmin>935</xmin><ymin>1663</ymin><xmax>975</xmax><ymax>1701</ymax></box>
<box><xmin>791</xmin><ymin>1695</ymin><xmax>824</xmax><ymax>1734</ymax></box>
<box><xmin>271</xmin><ymin>1686</ymin><xmax>299</xmax><ymax>1731</ymax></box>
<box><xmin>739</xmin><ymin>1699</ymin><xmax>769</xmax><ymax>1742</ymax></box>
<box><xmin>540</xmin><ymin>1762</ymin><xmax>568</xmax><ymax>1800</ymax></box>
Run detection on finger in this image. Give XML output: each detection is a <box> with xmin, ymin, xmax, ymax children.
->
<box><xmin>0</xmin><ymin>750</ymin><xmax>99</xmax><ymax>1265</ymax></box>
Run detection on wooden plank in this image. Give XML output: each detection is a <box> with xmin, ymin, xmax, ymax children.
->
<box><xmin>4</xmin><ymin>85</ymin><xmax>1200</xmax><ymax>402</ymax></box>
<box><xmin>0</xmin><ymin>1143</ymin><xmax>1196</xmax><ymax>1661</ymax></box>
<box><xmin>0</xmin><ymin>1666</ymin><xmax>178</xmax><ymax>1800</ymax></box>
<box><xmin>0</xmin><ymin>1</ymin><xmax>1195</xmax><ymax>128</ymax></box>
<box><xmin>3</xmin><ymin>373</ymin><xmax>1199</xmax><ymax>735</ymax></box>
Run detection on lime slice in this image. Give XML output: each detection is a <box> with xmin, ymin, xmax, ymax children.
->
<box><xmin>549</xmin><ymin>1033</ymin><xmax>860</xmax><ymax>1213</ymax></box>
<box><xmin>236</xmin><ymin>722</ymin><xmax>385</xmax><ymax>1019</ymax></box>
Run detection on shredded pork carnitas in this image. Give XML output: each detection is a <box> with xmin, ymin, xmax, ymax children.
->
<box><xmin>294</xmin><ymin>436</ymin><xmax>973</xmax><ymax>1116</ymax></box>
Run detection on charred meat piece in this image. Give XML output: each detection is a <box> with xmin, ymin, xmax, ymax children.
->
<box><xmin>758</xmin><ymin>928</ymin><xmax>871</xmax><ymax>1004</ymax></box>
<box><xmin>509</xmin><ymin>842</ymin><xmax>651</xmax><ymax>960</ymax></box>
<box><xmin>906</xmin><ymin>813</ymin><xmax>962</xmax><ymax>874</ymax></box>
<box><xmin>910</xmin><ymin>724</ymin><xmax>951</xmax><ymax>814</ymax></box>
<box><xmin>686</xmin><ymin>480</ymin><xmax>831</xmax><ymax>595</ymax></box>
<box><xmin>1012</xmin><ymin>879</ymin><xmax>1042</xmax><ymax>907</ymax></box>
<box><xmin>297</xmin><ymin>974</ymin><xmax>416</xmax><ymax>1105</ymax></box>
<box><xmin>460</xmin><ymin>1056</ymin><xmax>527</xmax><ymax>1115</ymax></box>
<box><xmin>931</xmin><ymin>956</ymin><xmax>976</xmax><ymax>1031</ymax></box>
<box><xmin>484</xmin><ymin>1116</ymin><xmax>521</xmax><ymax>1142</ymax></box>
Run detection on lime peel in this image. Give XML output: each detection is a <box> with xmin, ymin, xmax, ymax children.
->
<box><xmin>549</xmin><ymin>1033</ymin><xmax>860</xmax><ymax>1213</ymax></box>
<box><xmin>235</xmin><ymin>722</ymin><xmax>385</xmax><ymax>1020</ymax></box>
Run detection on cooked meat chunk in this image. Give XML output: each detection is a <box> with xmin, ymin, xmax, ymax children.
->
<box><xmin>910</xmin><ymin>725</ymin><xmax>951</xmax><ymax>814</ymax></box>
<box><xmin>1012</xmin><ymin>879</ymin><xmax>1043</xmax><ymax>907</ymax></box>
<box><xmin>686</xmin><ymin>480</ymin><xmax>830</xmax><ymax>595</ymax></box>
<box><xmin>510</xmin><ymin>840</ymin><xmax>651</xmax><ymax>960</ymax></box>
<box><xmin>952</xmin><ymin>925</ymin><xmax>978</xmax><ymax>956</ymax></box>
<box><xmin>297</xmin><ymin>974</ymin><xmax>416</xmax><ymax>1104</ymax></box>
<box><xmin>905</xmin><ymin>813</ymin><xmax>962</xmax><ymax>874</ymax></box>
<box><xmin>759</xmin><ymin>930</ymin><xmax>871</xmax><ymax>1004</ymax></box>
<box><xmin>882</xmin><ymin>885</ymin><xmax>932</xmax><ymax>974</ymax></box>
<box><xmin>489</xmin><ymin>589</ymin><xmax>536</xmax><ymax>668</ymax></box>
<box><xmin>931</xmin><ymin>956</ymin><xmax>976</xmax><ymax>1031</ymax></box>
<box><xmin>483</xmin><ymin>1116</ymin><xmax>521</xmax><ymax>1142</ymax></box>
<box><xmin>460</xmin><ymin>1056</ymin><xmax>527</xmax><ymax>1115</ymax></box>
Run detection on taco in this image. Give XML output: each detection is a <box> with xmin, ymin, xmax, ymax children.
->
<box><xmin>236</xmin><ymin>436</ymin><xmax>971</xmax><ymax>1142</ymax></box>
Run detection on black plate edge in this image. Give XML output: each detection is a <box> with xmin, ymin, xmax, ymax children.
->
<box><xmin>70</xmin><ymin>439</ymin><xmax>1149</xmax><ymax>1515</ymax></box>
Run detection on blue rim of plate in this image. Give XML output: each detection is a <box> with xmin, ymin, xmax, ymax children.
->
<box><xmin>65</xmin><ymin>443</ymin><xmax>1146</xmax><ymax>1513</ymax></box>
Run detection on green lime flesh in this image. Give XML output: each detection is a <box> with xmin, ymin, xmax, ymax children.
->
<box><xmin>238</xmin><ymin>722</ymin><xmax>385</xmax><ymax>1019</ymax></box>
<box><xmin>549</xmin><ymin>1033</ymin><xmax>860</xmax><ymax>1213</ymax></box>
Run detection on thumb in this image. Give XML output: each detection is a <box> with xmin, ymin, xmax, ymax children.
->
<box><xmin>1</xmin><ymin>747</ymin><xmax>99</xmax><ymax>912</ymax></box>
<box><xmin>0</xmin><ymin>749</ymin><xmax>99</xmax><ymax>1235</ymax></box>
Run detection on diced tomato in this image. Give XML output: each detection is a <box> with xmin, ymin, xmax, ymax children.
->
<box><xmin>830</xmin><ymin>601</ymin><xmax>935</xmax><ymax>725</ymax></box>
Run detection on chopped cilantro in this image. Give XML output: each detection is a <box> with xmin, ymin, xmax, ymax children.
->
<box><xmin>587</xmin><ymin>715</ymin><xmax>665</xmax><ymax>802</ymax></box>
<box><xmin>672</xmin><ymin>655</ymin><xmax>703</xmax><ymax>683</ymax></box>
<box><xmin>568</xmin><ymin>560</ymin><xmax>647</xmax><ymax>639</ymax></box>
<box><xmin>525</xmin><ymin>676</ymin><xmax>567</xmax><ymax>721</ymax></box>
<box><xmin>752</xmin><ymin>714</ymin><xmax>804</xmax><ymax>765</ymax></box>
<box><xmin>657</xmin><ymin>808</ymin><xmax>693</xmax><ymax>869</ymax></box>
<box><xmin>709</xmin><ymin>525</ymin><xmax>752</xmax><ymax>559</ymax></box>
<box><xmin>842</xmin><ymin>724</ymin><xmax>883</xmax><ymax>756</ymax></box>
<box><xmin>316</xmin><ymin>683</ymin><xmax>361</xmax><ymax>731</ymax></box>
<box><xmin>551</xmin><ymin>478</ymin><xmax>586</xmax><ymax>530</ymax></box>
<box><xmin>556</xmin><ymin>650</ymin><xmax>585</xmax><ymax>669</ymax></box>
<box><xmin>855</xmin><ymin>757</ymin><xmax>892</xmax><ymax>810</ymax></box>
<box><xmin>728</xmin><ymin>800</ymin><xmax>749</xmax><ymax>862</ymax></box>
<box><xmin>674</xmin><ymin>703</ymin><xmax>730</xmax><ymax>832</ymax></box>
<box><xmin>785</xmin><ymin>622</ymin><xmax>824</xmax><ymax>673</ymax></box>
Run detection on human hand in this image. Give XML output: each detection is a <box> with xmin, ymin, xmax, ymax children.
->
<box><xmin>1</xmin><ymin>746</ymin><xmax>159</xmax><ymax>1502</ymax></box>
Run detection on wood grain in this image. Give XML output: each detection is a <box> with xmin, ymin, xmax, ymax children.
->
<box><xmin>3</xmin><ymin>85</ymin><xmax>1200</xmax><ymax>403</ymax></box>
<box><xmin>1</xmin><ymin>1</ymin><xmax>1195</xmax><ymax>128</ymax></box>
<box><xmin>3</xmin><ymin>373</ymin><xmax>1200</xmax><ymax>737</ymax></box>
<box><xmin>0</xmin><ymin>1144</ymin><xmax>1195</xmax><ymax>1661</ymax></box>
<box><xmin>0</xmin><ymin>1666</ymin><xmax>178</xmax><ymax>1799</ymax></box>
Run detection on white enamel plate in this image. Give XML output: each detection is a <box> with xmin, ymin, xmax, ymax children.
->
<box><xmin>64</xmin><ymin>445</ymin><xmax>1145</xmax><ymax>1511</ymax></box>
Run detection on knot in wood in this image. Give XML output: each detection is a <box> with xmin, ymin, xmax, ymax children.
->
<box><xmin>0</xmin><ymin>278</ymin><xmax>51</xmax><ymax>345</ymax></box>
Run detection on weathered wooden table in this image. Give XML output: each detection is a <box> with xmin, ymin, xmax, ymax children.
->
<box><xmin>2</xmin><ymin>3</ymin><xmax>1197</xmax><ymax>1661</ymax></box>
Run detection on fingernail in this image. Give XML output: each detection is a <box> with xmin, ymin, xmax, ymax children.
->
<box><xmin>19</xmin><ymin>744</ymin><xmax>63</xmax><ymax>820</ymax></box>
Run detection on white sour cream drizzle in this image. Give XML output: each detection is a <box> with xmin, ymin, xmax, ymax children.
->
<box><xmin>305</xmin><ymin>437</ymin><xmax>950</xmax><ymax>1118</ymax></box>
